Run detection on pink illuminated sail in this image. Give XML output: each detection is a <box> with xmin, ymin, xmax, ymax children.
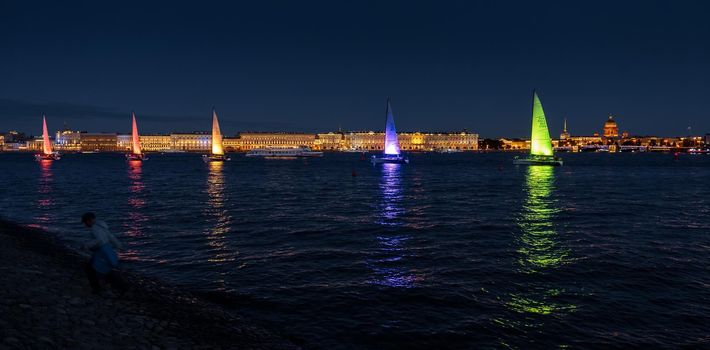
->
<box><xmin>131</xmin><ymin>112</ymin><xmax>142</xmax><ymax>155</ymax></box>
<box><xmin>211</xmin><ymin>109</ymin><xmax>224</xmax><ymax>155</ymax></box>
<box><xmin>42</xmin><ymin>115</ymin><xmax>52</xmax><ymax>155</ymax></box>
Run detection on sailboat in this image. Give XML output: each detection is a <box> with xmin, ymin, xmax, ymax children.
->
<box><xmin>126</xmin><ymin>112</ymin><xmax>146</xmax><ymax>161</ymax></box>
<box><xmin>513</xmin><ymin>91</ymin><xmax>563</xmax><ymax>166</ymax></box>
<box><xmin>371</xmin><ymin>98</ymin><xmax>409</xmax><ymax>164</ymax></box>
<box><xmin>34</xmin><ymin>115</ymin><xmax>60</xmax><ymax>161</ymax></box>
<box><xmin>203</xmin><ymin>108</ymin><xmax>231</xmax><ymax>162</ymax></box>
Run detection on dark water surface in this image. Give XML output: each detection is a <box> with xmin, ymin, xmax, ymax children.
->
<box><xmin>1</xmin><ymin>152</ymin><xmax>709</xmax><ymax>349</ymax></box>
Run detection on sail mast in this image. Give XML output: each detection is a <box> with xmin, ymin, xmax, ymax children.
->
<box><xmin>383</xmin><ymin>98</ymin><xmax>401</xmax><ymax>156</ymax></box>
<box><xmin>132</xmin><ymin>112</ymin><xmax>141</xmax><ymax>155</ymax></box>
<box><xmin>211</xmin><ymin>108</ymin><xmax>224</xmax><ymax>156</ymax></box>
<box><xmin>530</xmin><ymin>92</ymin><xmax>553</xmax><ymax>157</ymax></box>
<box><xmin>42</xmin><ymin>115</ymin><xmax>52</xmax><ymax>155</ymax></box>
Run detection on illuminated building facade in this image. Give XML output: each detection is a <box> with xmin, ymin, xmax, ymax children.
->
<box><xmin>55</xmin><ymin>130</ymin><xmax>82</xmax><ymax>151</ymax></box>
<box><xmin>26</xmin><ymin>138</ymin><xmax>44</xmax><ymax>151</ymax></box>
<box><xmin>344</xmin><ymin>132</ymin><xmax>382</xmax><ymax>150</ymax></box>
<box><xmin>237</xmin><ymin>133</ymin><xmax>316</xmax><ymax>151</ymax></box>
<box><xmin>222</xmin><ymin>137</ymin><xmax>240</xmax><ymax>152</ymax></box>
<box><xmin>117</xmin><ymin>134</ymin><xmax>131</xmax><ymax>151</ymax></box>
<box><xmin>141</xmin><ymin>135</ymin><xmax>172</xmax><ymax>152</ymax></box>
<box><xmin>315</xmin><ymin>132</ymin><xmax>345</xmax><ymax>150</ymax></box>
<box><xmin>170</xmin><ymin>133</ymin><xmax>211</xmax><ymax>151</ymax></box>
<box><xmin>4</xmin><ymin>128</ymin><xmax>482</xmax><ymax>153</ymax></box>
<box><xmin>603</xmin><ymin>115</ymin><xmax>619</xmax><ymax>138</ymax></box>
<box><xmin>345</xmin><ymin>131</ymin><xmax>478</xmax><ymax>151</ymax></box>
<box><xmin>81</xmin><ymin>133</ymin><xmax>119</xmax><ymax>152</ymax></box>
<box><xmin>500</xmin><ymin>138</ymin><xmax>531</xmax><ymax>150</ymax></box>
<box><xmin>0</xmin><ymin>135</ymin><xmax>4</xmax><ymax>150</ymax></box>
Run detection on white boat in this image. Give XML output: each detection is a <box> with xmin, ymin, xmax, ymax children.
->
<box><xmin>371</xmin><ymin>98</ymin><xmax>409</xmax><ymax>164</ymax></box>
<box><xmin>246</xmin><ymin>147</ymin><xmax>323</xmax><ymax>159</ymax></box>
<box><xmin>513</xmin><ymin>91</ymin><xmax>562</xmax><ymax>166</ymax></box>
<box><xmin>203</xmin><ymin>108</ymin><xmax>231</xmax><ymax>162</ymax></box>
<box><xmin>435</xmin><ymin>148</ymin><xmax>462</xmax><ymax>153</ymax></box>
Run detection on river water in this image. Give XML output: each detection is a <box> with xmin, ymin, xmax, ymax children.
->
<box><xmin>1</xmin><ymin>152</ymin><xmax>708</xmax><ymax>348</ymax></box>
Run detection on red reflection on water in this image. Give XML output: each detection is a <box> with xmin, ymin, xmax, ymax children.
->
<box><xmin>128</xmin><ymin>160</ymin><xmax>145</xmax><ymax>194</ymax></box>
<box><xmin>123</xmin><ymin>160</ymin><xmax>147</xmax><ymax>261</ymax></box>
<box><xmin>33</xmin><ymin>160</ymin><xmax>54</xmax><ymax>228</ymax></box>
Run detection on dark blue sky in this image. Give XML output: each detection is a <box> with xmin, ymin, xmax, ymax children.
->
<box><xmin>1</xmin><ymin>0</ymin><xmax>709</xmax><ymax>137</ymax></box>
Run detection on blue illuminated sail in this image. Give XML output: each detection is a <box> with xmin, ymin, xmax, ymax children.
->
<box><xmin>384</xmin><ymin>98</ymin><xmax>401</xmax><ymax>156</ymax></box>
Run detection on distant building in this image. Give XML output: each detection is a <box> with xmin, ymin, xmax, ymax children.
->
<box><xmin>81</xmin><ymin>133</ymin><xmax>119</xmax><ymax>152</ymax></box>
<box><xmin>603</xmin><ymin>115</ymin><xmax>619</xmax><ymax>138</ymax></box>
<box><xmin>170</xmin><ymin>133</ymin><xmax>211</xmax><ymax>152</ymax></box>
<box><xmin>117</xmin><ymin>134</ymin><xmax>131</xmax><ymax>151</ymax></box>
<box><xmin>345</xmin><ymin>131</ymin><xmax>478</xmax><ymax>151</ymax></box>
<box><xmin>26</xmin><ymin>138</ymin><xmax>44</xmax><ymax>151</ymax></box>
<box><xmin>705</xmin><ymin>133</ymin><xmax>710</xmax><ymax>146</ymax></box>
<box><xmin>315</xmin><ymin>132</ymin><xmax>345</xmax><ymax>150</ymax></box>
<box><xmin>141</xmin><ymin>134</ymin><xmax>172</xmax><ymax>152</ymax></box>
<box><xmin>55</xmin><ymin>130</ymin><xmax>82</xmax><ymax>151</ymax></box>
<box><xmin>237</xmin><ymin>132</ymin><xmax>316</xmax><ymax>151</ymax></box>
<box><xmin>222</xmin><ymin>137</ymin><xmax>240</xmax><ymax>152</ymax></box>
<box><xmin>559</xmin><ymin>118</ymin><xmax>570</xmax><ymax>140</ymax></box>
<box><xmin>500</xmin><ymin>138</ymin><xmax>530</xmax><ymax>150</ymax></box>
<box><xmin>0</xmin><ymin>135</ymin><xmax>4</xmax><ymax>150</ymax></box>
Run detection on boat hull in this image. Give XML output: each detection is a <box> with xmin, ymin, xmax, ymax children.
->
<box><xmin>371</xmin><ymin>155</ymin><xmax>409</xmax><ymax>164</ymax></box>
<box><xmin>126</xmin><ymin>153</ymin><xmax>146</xmax><ymax>161</ymax></box>
<box><xmin>202</xmin><ymin>154</ymin><xmax>231</xmax><ymax>162</ymax></box>
<box><xmin>246</xmin><ymin>148</ymin><xmax>323</xmax><ymax>158</ymax></box>
<box><xmin>513</xmin><ymin>157</ymin><xmax>563</xmax><ymax>166</ymax></box>
<box><xmin>35</xmin><ymin>153</ymin><xmax>60</xmax><ymax>161</ymax></box>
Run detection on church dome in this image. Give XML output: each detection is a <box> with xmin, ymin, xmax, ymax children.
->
<box><xmin>603</xmin><ymin>115</ymin><xmax>619</xmax><ymax>137</ymax></box>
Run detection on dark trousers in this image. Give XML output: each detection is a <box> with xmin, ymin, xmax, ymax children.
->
<box><xmin>84</xmin><ymin>262</ymin><xmax>129</xmax><ymax>294</ymax></box>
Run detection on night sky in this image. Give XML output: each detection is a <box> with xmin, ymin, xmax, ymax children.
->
<box><xmin>1</xmin><ymin>0</ymin><xmax>709</xmax><ymax>137</ymax></box>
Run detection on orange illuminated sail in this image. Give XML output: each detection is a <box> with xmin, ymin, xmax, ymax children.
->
<box><xmin>42</xmin><ymin>115</ymin><xmax>52</xmax><ymax>155</ymax></box>
<box><xmin>211</xmin><ymin>109</ymin><xmax>224</xmax><ymax>156</ymax></box>
<box><xmin>131</xmin><ymin>112</ymin><xmax>142</xmax><ymax>155</ymax></box>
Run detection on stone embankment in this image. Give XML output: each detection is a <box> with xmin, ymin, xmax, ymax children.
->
<box><xmin>0</xmin><ymin>220</ymin><xmax>298</xmax><ymax>350</ymax></box>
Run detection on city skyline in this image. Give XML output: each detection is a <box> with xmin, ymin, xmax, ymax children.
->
<box><xmin>2</xmin><ymin>1</ymin><xmax>710</xmax><ymax>137</ymax></box>
<box><xmin>0</xmin><ymin>110</ymin><xmax>702</xmax><ymax>139</ymax></box>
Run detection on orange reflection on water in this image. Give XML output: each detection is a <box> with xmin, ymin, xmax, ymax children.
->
<box><xmin>205</xmin><ymin>161</ymin><xmax>234</xmax><ymax>265</ymax></box>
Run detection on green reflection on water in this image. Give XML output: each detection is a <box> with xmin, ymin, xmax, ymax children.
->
<box><xmin>516</xmin><ymin>166</ymin><xmax>568</xmax><ymax>273</ymax></box>
<box><xmin>506</xmin><ymin>166</ymin><xmax>575</xmax><ymax>316</ymax></box>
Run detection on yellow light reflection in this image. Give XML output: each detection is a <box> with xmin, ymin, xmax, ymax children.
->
<box><xmin>205</xmin><ymin>161</ymin><xmax>233</xmax><ymax>265</ymax></box>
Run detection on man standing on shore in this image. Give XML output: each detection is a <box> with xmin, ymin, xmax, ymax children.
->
<box><xmin>81</xmin><ymin>212</ymin><xmax>129</xmax><ymax>295</ymax></box>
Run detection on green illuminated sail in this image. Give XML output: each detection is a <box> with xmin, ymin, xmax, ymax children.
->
<box><xmin>530</xmin><ymin>92</ymin><xmax>553</xmax><ymax>157</ymax></box>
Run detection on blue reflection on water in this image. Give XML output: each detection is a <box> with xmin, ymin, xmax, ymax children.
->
<box><xmin>370</xmin><ymin>163</ymin><xmax>419</xmax><ymax>288</ymax></box>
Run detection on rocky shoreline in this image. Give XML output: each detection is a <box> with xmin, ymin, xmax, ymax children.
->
<box><xmin>0</xmin><ymin>220</ymin><xmax>298</xmax><ymax>350</ymax></box>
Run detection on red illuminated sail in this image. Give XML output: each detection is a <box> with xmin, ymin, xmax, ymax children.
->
<box><xmin>132</xmin><ymin>112</ymin><xmax>142</xmax><ymax>155</ymax></box>
<box><xmin>42</xmin><ymin>115</ymin><xmax>52</xmax><ymax>155</ymax></box>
